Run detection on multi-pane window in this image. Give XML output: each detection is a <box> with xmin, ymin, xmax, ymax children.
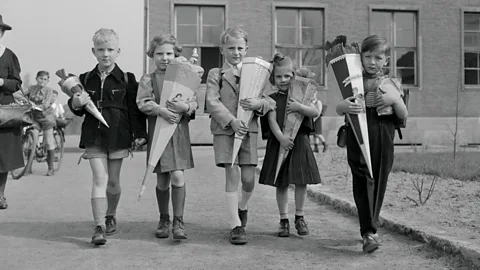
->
<box><xmin>275</xmin><ymin>8</ymin><xmax>325</xmax><ymax>85</ymax></box>
<box><xmin>175</xmin><ymin>5</ymin><xmax>225</xmax><ymax>83</ymax></box>
<box><xmin>370</xmin><ymin>11</ymin><xmax>418</xmax><ymax>86</ymax></box>
<box><xmin>464</xmin><ymin>12</ymin><xmax>480</xmax><ymax>86</ymax></box>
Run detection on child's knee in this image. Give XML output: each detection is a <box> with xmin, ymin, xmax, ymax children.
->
<box><xmin>170</xmin><ymin>171</ymin><xmax>185</xmax><ymax>187</ymax></box>
<box><xmin>240</xmin><ymin>165</ymin><xmax>255</xmax><ymax>183</ymax></box>
<box><xmin>156</xmin><ymin>172</ymin><xmax>171</xmax><ymax>190</ymax></box>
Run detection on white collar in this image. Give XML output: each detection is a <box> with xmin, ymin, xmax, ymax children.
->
<box><xmin>0</xmin><ymin>45</ymin><xmax>5</xmax><ymax>58</ymax></box>
<box><xmin>226</xmin><ymin>62</ymin><xmax>242</xmax><ymax>72</ymax></box>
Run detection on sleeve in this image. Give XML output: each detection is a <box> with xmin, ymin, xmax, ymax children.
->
<box><xmin>67</xmin><ymin>73</ymin><xmax>86</xmax><ymax>117</ymax></box>
<box><xmin>126</xmin><ymin>73</ymin><xmax>147</xmax><ymax>140</ymax></box>
<box><xmin>136</xmin><ymin>74</ymin><xmax>162</xmax><ymax>116</ymax></box>
<box><xmin>0</xmin><ymin>50</ymin><xmax>22</xmax><ymax>94</ymax></box>
<box><xmin>205</xmin><ymin>68</ymin><xmax>235</xmax><ymax>129</ymax></box>
<box><xmin>254</xmin><ymin>94</ymin><xmax>276</xmax><ymax>117</ymax></box>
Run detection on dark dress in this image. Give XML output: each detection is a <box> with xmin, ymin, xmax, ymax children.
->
<box><xmin>259</xmin><ymin>91</ymin><xmax>321</xmax><ymax>188</ymax></box>
<box><xmin>0</xmin><ymin>47</ymin><xmax>24</xmax><ymax>172</ymax></box>
<box><xmin>347</xmin><ymin>72</ymin><xmax>397</xmax><ymax>237</ymax></box>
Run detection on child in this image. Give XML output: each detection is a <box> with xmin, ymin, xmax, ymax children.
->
<box><xmin>205</xmin><ymin>27</ymin><xmax>275</xmax><ymax>245</ymax></box>
<box><xmin>136</xmin><ymin>34</ymin><xmax>202</xmax><ymax>240</ymax></box>
<box><xmin>68</xmin><ymin>28</ymin><xmax>147</xmax><ymax>246</ymax></box>
<box><xmin>51</xmin><ymin>90</ymin><xmax>65</xmax><ymax>120</ymax></box>
<box><xmin>335</xmin><ymin>35</ymin><xmax>407</xmax><ymax>253</ymax></box>
<box><xmin>26</xmin><ymin>71</ymin><xmax>57</xmax><ymax>176</ymax></box>
<box><xmin>259</xmin><ymin>53</ymin><xmax>322</xmax><ymax>238</ymax></box>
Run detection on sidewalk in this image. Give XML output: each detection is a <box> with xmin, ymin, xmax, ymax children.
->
<box><xmin>256</xmin><ymin>148</ymin><xmax>480</xmax><ymax>268</ymax></box>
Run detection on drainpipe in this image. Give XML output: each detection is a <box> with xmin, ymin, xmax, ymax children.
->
<box><xmin>143</xmin><ymin>0</ymin><xmax>149</xmax><ymax>75</ymax></box>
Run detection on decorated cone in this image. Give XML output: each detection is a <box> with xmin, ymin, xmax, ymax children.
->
<box><xmin>329</xmin><ymin>53</ymin><xmax>373</xmax><ymax>178</ymax></box>
<box><xmin>274</xmin><ymin>76</ymin><xmax>318</xmax><ymax>183</ymax></box>
<box><xmin>138</xmin><ymin>57</ymin><xmax>202</xmax><ymax>201</ymax></box>
<box><xmin>56</xmin><ymin>69</ymin><xmax>110</xmax><ymax>128</ymax></box>
<box><xmin>231</xmin><ymin>57</ymin><xmax>272</xmax><ymax>166</ymax></box>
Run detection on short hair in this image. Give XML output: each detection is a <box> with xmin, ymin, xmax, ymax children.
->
<box><xmin>361</xmin><ymin>34</ymin><xmax>391</xmax><ymax>56</ymax></box>
<box><xmin>92</xmin><ymin>28</ymin><xmax>119</xmax><ymax>46</ymax></box>
<box><xmin>269</xmin><ymin>52</ymin><xmax>296</xmax><ymax>85</ymax></box>
<box><xmin>36</xmin><ymin>70</ymin><xmax>49</xmax><ymax>78</ymax></box>
<box><xmin>220</xmin><ymin>27</ymin><xmax>248</xmax><ymax>45</ymax></box>
<box><xmin>146</xmin><ymin>34</ymin><xmax>182</xmax><ymax>58</ymax></box>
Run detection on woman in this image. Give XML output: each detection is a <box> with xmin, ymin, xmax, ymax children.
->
<box><xmin>0</xmin><ymin>14</ymin><xmax>23</xmax><ymax>209</ymax></box>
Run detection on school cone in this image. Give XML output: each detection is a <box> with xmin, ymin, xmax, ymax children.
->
<box><xmin>138</xmin><ymin>55</ymin><xmax>202</xmax><ymax>201</ymax></box>
<box><xmin>55</xmin><ymin>69</ymin><xmax>109</xmax><ymax>128</ymax></box>
<box><xmin>274</xmin><ymin>76</ymin><xmax>319</xmax><ymax>183</ymax></box>
<box><xmin>231</xmin><ymin>57</ymin><xmax>272</xmax><ymax>166</ymax></box>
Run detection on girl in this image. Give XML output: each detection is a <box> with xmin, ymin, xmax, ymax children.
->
<box><xmin>27</xmin><ymin>71</ymin><xmax>57</xmax><ymax>176</ymax></box>
<box><xmin>336</xmin><ymin>35</ymin><xmax>407</xmax><ymax>253</ymax></box>
<box><xmin>259</xmin><ymin>53</ymin><xmax>322</xmax><ymax>237</ymax></box>
<box><xmin>0</xmin><ymin>14</ymin><xmax>23</xmax><ymax>209</ymax></box>
<box><xmin>136</xmin><ymin>34</ymin><xmax>202</xmax><ymax>240</ymax></box>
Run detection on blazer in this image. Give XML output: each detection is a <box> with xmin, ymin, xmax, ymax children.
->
<box><xmin>205</xmin><ymin>62</ymin><xmax>275</xmax><ymax>136</ymax></box>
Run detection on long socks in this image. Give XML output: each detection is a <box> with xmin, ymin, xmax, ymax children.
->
<box><xmin>171</xmin><ymin>185</ymin><xmax>186</xmax><ymax>217</ymax></box>
<box><xmin>225</xmin><ymin>192</ymin><xmax>241</xmax><ymax>229</ymax></box>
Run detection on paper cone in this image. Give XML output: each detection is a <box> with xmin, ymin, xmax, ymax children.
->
<box><xmin>138</xmin><ymin>61</ymin><xmax>201</xmax><ymax>200</ymax></box>
<box><xmin>56</xmin><ymin>72</ymin><xmax>110</xmax><ymax>128</ymax></box>
<box><xmin>274</xmin><ymin>76</ymin><xmax>319</xmax><ymax>183</ymax></box>
<box><xmin>329</xmin><ymin>54</ymin><xmax>373</xmax><ymax>178</ymax></box>
<box><xmin>231</xmin><ymin>57</ymin><xmax>272</xmax><ymax>166</ymax></box>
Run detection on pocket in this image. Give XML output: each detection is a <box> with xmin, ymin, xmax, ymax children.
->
<box><xmin>111</xmin><ymin>89</ymin><xmax>126</xmax><ymax>102</ymax></box>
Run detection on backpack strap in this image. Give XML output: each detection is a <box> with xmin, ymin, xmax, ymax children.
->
<box><xmin>83</xmin><ymin>71</ymin><xmax>91</xmax><ymax>86</ymax></box>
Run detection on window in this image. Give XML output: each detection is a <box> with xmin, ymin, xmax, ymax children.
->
<box><xmin>174</xmin><ymin>5</ymin><xmax>225</xmax><ymax>83</ymax></box>
<box><xmin>274</xmin><ymin>7</ymin><xmax>325</xmax><ymax>85</ymax></box>
<box><xmin>464</xmin><ymin>12</ymin><xmax>480</xmax><ymax>87</ymax></box>
<box><xmin>370</xmin><ymin>10</ymin><xmax>418</xmax><ymax>86</ymax></box>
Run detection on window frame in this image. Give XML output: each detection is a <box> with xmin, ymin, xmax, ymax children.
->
<box><xmin>461</xmin><ymin>7</ymin><xmax>480</xmax><ymax>91</ymax></box>
<box><xmin>171</xmin><ymin>1</ymin><xmax>228</xmax><ymax>82</ymax></box>
<box><xmin>272</xmin><ymin>1</ymin><xmax>328</xmax><ymax>89</ymax></box>
<box><xmin>368</xmin><ymin>5</ymin><xmax>423</xmax><ymax>90</ymax></box>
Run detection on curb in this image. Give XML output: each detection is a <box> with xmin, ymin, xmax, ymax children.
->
<box><xmin>255</xmin><ymin>159</ymin><xmax>480</xmax><ymax>268</ymax></box>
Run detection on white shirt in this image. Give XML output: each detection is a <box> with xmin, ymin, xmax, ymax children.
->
<box><xmin>52</xmin><ymin>102</ymin><xmax>65</xmax><ymax>118</ymax></box>
<box><xmin>226</xmin><ymin>62</ymin><xmax>242</xmax><ymax>76</ymax></box>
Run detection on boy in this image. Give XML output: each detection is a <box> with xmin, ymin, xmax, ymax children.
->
<box><xmin>335</xmin><ymin>35</ymin><xmax>407</xmax><ymax>253</ymax></box>
<box><xmin>68</xmin><ymin>28</ymin><xmax>147</xmax><ymax>245</ymax></box>
<box><xmin>205</xmin><ymin>27</ymin><xmax>275</xmax><ymax>245</ymax></box>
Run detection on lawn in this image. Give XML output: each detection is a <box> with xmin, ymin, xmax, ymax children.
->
<box><xmin>393</xmin><ymin>151</ymin><xmax>480</xmax><ymax>181</ymax></box>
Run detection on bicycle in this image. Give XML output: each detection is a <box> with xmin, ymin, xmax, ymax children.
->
<box><xmin>10</xmin><ymin>119</ymin><xmax>70</xmax><ymax>179</ymax></box>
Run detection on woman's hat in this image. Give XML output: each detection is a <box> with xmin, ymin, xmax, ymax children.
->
<box><xmin>0</xmin><ymin>15</ymin><xmax>12</xmax><ymax>31</ymax></box>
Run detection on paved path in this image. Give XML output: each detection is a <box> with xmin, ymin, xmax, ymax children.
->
<box><xmin>0</xmin><ymin>147</ymin><xmax>466</xmax><ymax>269</ymax></box>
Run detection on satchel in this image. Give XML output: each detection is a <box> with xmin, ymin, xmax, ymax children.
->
<box><xmin>0</xmin><ymin>92</ymin><xmax>33</xmax><ymax>129</ymax></box>
<box><xmin>336</xmin><ymin>121</ymin><xmax>348</xmax><ymax>148</ymax></box>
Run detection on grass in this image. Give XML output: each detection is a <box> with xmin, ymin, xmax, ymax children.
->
<box><xmin>393</xmin><ymin>151</ymin><xmax>480</xmax><ymax>181</ymax></box>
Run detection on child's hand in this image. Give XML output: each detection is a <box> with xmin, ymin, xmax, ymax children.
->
<box><xmin>159</xmin><ymin>108</ymin><xmax>182</xmax><ymax>124</ymax></box>
<box><xmin>240</xmin><ymin>98</ymin><xmax>262</xmax><ymax>111</ymax></box>
<box><xmin>286</xmin><ymin>98</ymin><xmax>302</xmax><ymax>114</ymax></box>
<box><xmin>337</xmin><ymin>96</ymin><xmax>363</xmax><ymax>115</ymax></box>
<box><xmin>131</xmin><ymin>138</ymin><xmax>147</xmax><ymax>150</ymax></box>
<box><xmin>230</xmin><ymin>119</ymin><xmax>248</xmax><ymax>136</ymax></box>
<box><xmin>166</xmin><ymin>99</ymin><xmax>189</xmax><ymax>113</ymax></box>
<box><xmin>72</xmin><ymin>91</ymin><xmax>91</xmax><ymax>109</ymax></box>
<box><xmin>376</xmin><ymin>90</ymin><xmax>402</xmax><ymax>110</ymax></box>
<box><xmin>279</xmin><ymin>134</ymin><xmax>294</xmax><ymax>150</ymax></box>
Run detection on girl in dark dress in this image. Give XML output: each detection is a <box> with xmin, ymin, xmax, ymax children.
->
<box><xmin>336</xmin><ymin>35</ymin><xmax>408</xmax><ymax>253</ymax></box>
<box><xmin>259</xmin><ymin>53</ymin><xmax>321</xmax><ymax>237</ymax></box>
<box><xmin>0</xmin><ymin>15</ymin><xmax>23</xmax><ymax>209</ymax></box>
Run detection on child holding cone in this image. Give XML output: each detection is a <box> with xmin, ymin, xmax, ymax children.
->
<box><xmin>68</xmin><ymin>28</ymin><xmax>147</xmax><ymax>246</ymax></box>
<box><xmin>136</xmin><ymin>34</ymin><xmax>202</xmax><ymax>240</ymax></box>
<box><xmin>259</xmin><ymin>53</ymin><xmax>321</xmax><ymax>238</ymax></box>
<box><xmin>335</xmin><ymin>35</ymin><xmax>407</xmax><ymax>253</ymax></box>
<box><xmin>205</xmin><ymin>27</ymin><xmax>276</xmax><ymax>245</ymax></box>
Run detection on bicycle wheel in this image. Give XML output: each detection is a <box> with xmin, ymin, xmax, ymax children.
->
<box><xmin>11</xmin><ymin>129</ymin><xmax>36</xmax><ymax>179</ymax></box>
<box><xmin>53</xmin><ymin>129</ymin><xmax>64</xmax><ymax>172</ymax></box>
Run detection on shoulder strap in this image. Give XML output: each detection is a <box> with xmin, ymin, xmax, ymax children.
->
<box><xmin>150</xmin><ymin>73</ymin><xmax>160</xmax><ymax>99</ymax></box>
<box><xmin>83</xmin><ymin>71</ymin><xmax>91</xmax><ymax>86</ymax></box>
<box><xmin>218</xmin><ymin>70</ymin><xmax>223</xmax><ymax>88</ymax></box>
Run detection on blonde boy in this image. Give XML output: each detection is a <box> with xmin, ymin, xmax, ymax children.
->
<box><xmin>205</xmin><ymin>27</ymin><xmax>275</xmax><ymax>245</ymax></box>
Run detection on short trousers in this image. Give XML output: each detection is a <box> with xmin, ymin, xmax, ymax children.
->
<box><xmin>213</xmin><ymin>133</ymin><xmax>258</xmax><ymax>167</ymax></box>
<box><xmin>82</xmin><ymin>146</ymin><xmax>130</xmax><ymax>160</ymax></box>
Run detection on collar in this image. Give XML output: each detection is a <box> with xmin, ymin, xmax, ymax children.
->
<box><xmin>363</xmin><ymin>70</ymin><xmax>384</xmax><ymax>79</ymax></box>
<box><xmin>86</xmin><ymin>64</ymin><xmax>124</xmax><ymax>82</ymax></box>
<box><xmin>0</xmin><ymin>45</ymin><xmax>5</xmax><ymax>58</ymax></box>
<box><xmin>223</xmin><ymin>61</ymin><xmax>242</xmax><ymax>74</ymax></box>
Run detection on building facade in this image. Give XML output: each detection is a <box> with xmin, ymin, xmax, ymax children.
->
<box><xmin>146</xmin><ymin>0</ymin><xmax>480</xmax><ymax>145</ymax></box>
